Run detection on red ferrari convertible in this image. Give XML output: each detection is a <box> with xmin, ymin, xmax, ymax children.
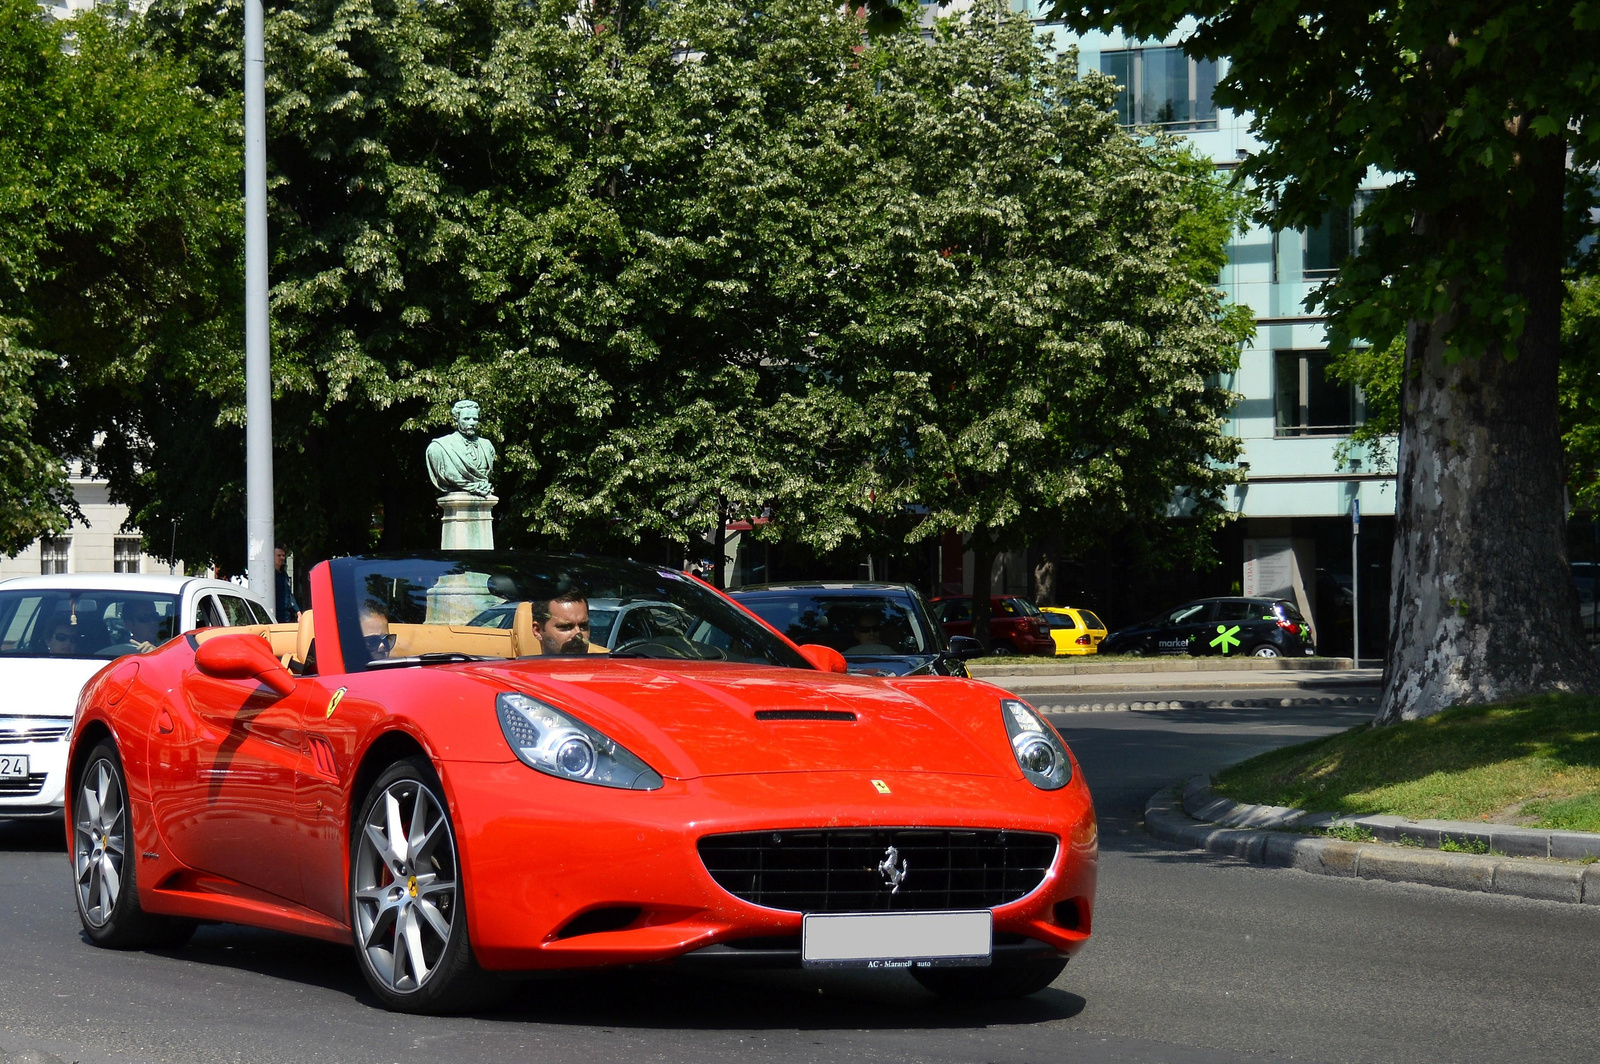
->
<box><xmin>67</xmin><ymin>552</ymin><xmax>1096</xmax><ymax>1013</ymax></box>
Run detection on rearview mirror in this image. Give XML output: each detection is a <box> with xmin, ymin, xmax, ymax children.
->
<box><xmin>946</xmin><ymin>635</ymin><xmax>984</xmax><ymax>660</ymax></box>
<box><xmin>798</xmin><ymin>644</ymin><xmax>848</xmax><ymax>673</ymax></box>
<box><xmin>195</xmin><ymin>633</ymin><xmax>297</xmax><ymax>697</ymax></box>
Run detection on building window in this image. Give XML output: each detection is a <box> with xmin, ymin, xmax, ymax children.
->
<box><xmin>1275</xmin><ymin>351</ymin><xmax>1360</xmax><ymax>436</ymax></box>
<box><xmin>1099</xmin><ymin>46</ymin><xmax>1218</xmax><ymax>130</ymax></box>
<box><xmin>40</xmin><ymin>537</ymin><xmax>70</xmax><ymax>575</ymax></box>
<box><xmin>114</xmin><ymin>537</ymin><xmax>142</xmax><ymax>574</ymax></box>
<box><xmin>1301</xmin><ymin>194</ymin><xmax>1372</xmax><ymax>278</ymax></box>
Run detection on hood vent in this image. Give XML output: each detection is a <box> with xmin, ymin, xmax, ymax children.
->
<box><xmin>754</xmin><ymin>709</ymin><xmax>857</xmax><ymax>722</ymax></box>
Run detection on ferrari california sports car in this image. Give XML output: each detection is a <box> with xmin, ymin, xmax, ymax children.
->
<box><xmin>67</xmin><ymin>552</ymin><xmax>1096</xmax><ymax>1013</ymax></box>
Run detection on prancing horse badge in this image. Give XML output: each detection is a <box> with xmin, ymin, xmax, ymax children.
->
<box><xmin>324</xmin><ymin>687</ymin><xmax>347</xmax><ymax>719</ymax></box>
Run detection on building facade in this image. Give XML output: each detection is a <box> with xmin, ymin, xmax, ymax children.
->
<box><xmin>0</xmin><ymin>472</ymin><xmax>174</xmax><ymax>580</ymax></box>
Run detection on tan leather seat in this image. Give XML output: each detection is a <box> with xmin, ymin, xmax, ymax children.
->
<box><xmin>296</xmin><ymin>609</ymin><xmax>315</xmax><ymax>664</ymax></box>
<box><xmin>510</xmin><ymin>602</ymin><xmax>540</xmax><ymax>657</ymax></box>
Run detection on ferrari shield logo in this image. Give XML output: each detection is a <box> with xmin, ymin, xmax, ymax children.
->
<box><xmin>871</xmin><ymin>779</ymin><xmax>891</xmax><ymax>794</ymax></box>
<box><xmin>324</xmin><ymin>687</ymin><xmax>347</xmax><ymax>719</ymax></box>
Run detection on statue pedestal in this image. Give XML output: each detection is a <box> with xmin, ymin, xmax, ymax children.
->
<box><xmin>438</xmin><ymin>492</ymin><xmax>497</xmax><ymax>550</ymax></box>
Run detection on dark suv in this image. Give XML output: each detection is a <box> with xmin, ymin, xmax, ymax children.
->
<box><xmin>929</xmin><ymin>595</ymin><xmax>1056</xmax><ymax>656</ymax></box>
<box><xmin>1100</xmin><ymin>597</ymin><xmax>1315</xmax><ymax>658</ymax></box>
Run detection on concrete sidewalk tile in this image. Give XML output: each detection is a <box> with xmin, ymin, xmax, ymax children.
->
<box><xmin>1548</xmin><ymin>832</ymin><xmax>1600</xmax><ymax>862</ymax></box>
<box><xmin>1491</xmin><ymin>861</ymin><xmax>1584</xmax><ymax>903</ymax></box>
<box><xmin>1357</xmin><ymin>847</ymin><xmax>1495</xmax><ymax>892</ymax></box>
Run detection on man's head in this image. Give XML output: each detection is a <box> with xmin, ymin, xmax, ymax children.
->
<box><xmin>852</xmin><ymin>611</ymin><xmax>884</xmax><ymax>647</ymax></box>
<box><xmin>451</xmin><ymin>400</ymin><xmax>481</xmax><ymax>440</ymax></box>
<box><xmin>46</xmin><ymin>621</ymin><xmax>77</xmax><ymax>655</ymax></box>
<box><xmin>531</xmin><ymin>590</ymin><xmax>590</xmax><ymax>656</ymax></box>
<box><xmin>360</xmin><ymin>600</ymin><xmax>395</xmax><ymax>660</ymax></box>
<box><xmin>274</xmin><ymin>547</ymin><xmax>287</xmax><ymax>572</ymax></box>
<box><xmin>125</xmin><ymin>603</ymin><xmax>162</xmax><ymax>646</ymax></box>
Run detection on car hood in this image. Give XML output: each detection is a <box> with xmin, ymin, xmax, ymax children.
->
<box><xmin>0</xmin><ymin>656</ymin><xmax>110</xmax><ymax>717</ymax></box>
<box><xmin>471</xmin><ymin>660</ymin><xmax>1019</xmax><ymax>781</ymax></box>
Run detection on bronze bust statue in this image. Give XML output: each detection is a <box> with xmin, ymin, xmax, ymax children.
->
<box><xmin>426</xmin><ymin>400</ymin><xmax>496</xmax><ymax>497</ymax></box>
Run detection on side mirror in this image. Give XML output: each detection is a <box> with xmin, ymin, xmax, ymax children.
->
<box><xmin>946</xmin><ymin>635</ymin><xmax>985</xmax><ymax>660</ymax></box>
<box><xmin>195</xmin><ymin>633</ymin><xmax>298</xmax><ymax>697</ymax></box>
<box><xmin>798</xmin><ymin>644</ymin><xmax>848</xmax><ymax>674</ymax></box>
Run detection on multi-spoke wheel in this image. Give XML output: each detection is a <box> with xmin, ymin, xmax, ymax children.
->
<box><xmin>73</xmin><ymin>741</ymin><xmax>192</xmax><ymax>949</ymax></box>
<box><xmin>350</xmin><ymin>757</ymin><xmax>502</xmax><ymax>1013</ymax></box>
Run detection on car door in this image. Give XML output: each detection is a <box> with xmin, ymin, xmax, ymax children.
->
<box><xmin>148</xmin><ymin>657</ymin><xmax>319</xmax><ymax>903</ymax></box>
<box><xmin>1157</xmin><ymin>601</ymin><xmax>1214</xmax><ymax>654</ymax></box>
<box><xmin>1198</xmin><ymin>600</ymin><xmax>1254</xmax><ymax>656</ymax></box>
<box><xmin>936</xmin><ymin>599</ymin><xmax>973</xmax><ymax>639</ymax></box>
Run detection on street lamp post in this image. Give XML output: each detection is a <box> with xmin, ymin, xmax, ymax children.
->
<box><xmin>244</xmin><ymin>0</ymin><xmax>275</xmax><ymax>616</ymax></box>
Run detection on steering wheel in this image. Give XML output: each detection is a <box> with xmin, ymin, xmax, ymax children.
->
<box><xmin>610</xmin><ymin>635</ymin><xmax>726</xmax><ymax>661</ymax></box>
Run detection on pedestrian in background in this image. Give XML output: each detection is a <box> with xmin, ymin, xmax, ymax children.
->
<box><xmin>275</xmin><ymin>547</ymin><xmax>300</xmax><ymax>622</ymax></box>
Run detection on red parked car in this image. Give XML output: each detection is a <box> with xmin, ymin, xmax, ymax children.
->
<box><xmin>931</xmin><ymin>596</ymin><xmax>1056</xmax><ymax>656</ymax></box>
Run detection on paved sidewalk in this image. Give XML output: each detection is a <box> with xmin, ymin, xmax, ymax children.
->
<box><xmin>976</xmin><ymin>667</ymin><xmax>1382</xmax><ymax>695</ymax></box>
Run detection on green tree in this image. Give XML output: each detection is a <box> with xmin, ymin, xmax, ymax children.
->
<box><xmin>834</xmin><ymin>11</ymin><xmax>1248</xmax><ymax>647</ymax></box>
<box><xmin>0</xmin><ymin>0</ymin><xmax>238</xmax><ymax>559</ymax></box>
<box><xmin>1066</xmin><ymin>0</ymin><xmax>1600</xmax><ymax>719</ymax></box>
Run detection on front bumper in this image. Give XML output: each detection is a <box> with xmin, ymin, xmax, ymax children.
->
<box><xmin>445</xmin><ymin>766</ymin><xmax>1098</xmax><ymax>972</ymax></box>
<box><xmin>0</xmin><ymin>738</ymin><xmax>69</xmax><ymax>818</ymax></box>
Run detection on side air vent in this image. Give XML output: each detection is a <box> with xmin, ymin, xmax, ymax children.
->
<box><xmin>554</xmin><ymin>906</ymin><xmax>642</xmax><ymax>939</ymax></box>
<box><xmin>753</xmin><ymin>710</ymin><xmax>857</xmax><ymax>722</ymax></box>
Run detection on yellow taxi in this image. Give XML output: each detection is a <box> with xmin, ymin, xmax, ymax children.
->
<box><xmin>1041</xmin><ymin>606</ymin><xmax>1108</xmax><ymax>655</ymax></box>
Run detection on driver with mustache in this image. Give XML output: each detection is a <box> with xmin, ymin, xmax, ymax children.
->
<box><xmin>531</xmin><ymin>588</ymin><xmax>592</xmax><ymax>656</ymax></box>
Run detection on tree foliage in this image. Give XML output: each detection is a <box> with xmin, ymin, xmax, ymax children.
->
<box><xmin>0</xmin><ymin>0</ymin><xmax>237</xmax><ymax>556</ymax></box>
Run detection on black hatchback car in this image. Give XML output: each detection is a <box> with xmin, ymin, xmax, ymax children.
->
<box><xmin>728</xmin><ymin>581</ymin><xmax>982</xmax><ymax>676</ymax></box>
<box><xmin>1100</xmin><ymin>597</ymin><xmax>1315</xmax><ymax>658</ymax></box>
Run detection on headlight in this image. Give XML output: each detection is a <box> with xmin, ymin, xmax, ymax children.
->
<box><xmin>1000</xmin><ymin>698</ymin><xmax>1072</xmax><ymax>791</ymax></box>
<box><xmin>496</xmin><ymin>692</ymin><xmax>663</xmax><ymax>790</ymax></box>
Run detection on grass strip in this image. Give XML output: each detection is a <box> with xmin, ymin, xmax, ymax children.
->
<box><xmin>1212</xmin><ymin>694</ymin><xmax>1600</xmax><ymax>832</ymax></box>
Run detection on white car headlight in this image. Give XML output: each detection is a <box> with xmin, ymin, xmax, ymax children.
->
<box><xmin>1001</xmin><ymin>698</ymin><xmax>1072</xmax><ymax>791</ymax></box>
<box><xmin>496</xmin><ymin>692</ymin><xmax>663</xmax><ymax>790</ymax></box>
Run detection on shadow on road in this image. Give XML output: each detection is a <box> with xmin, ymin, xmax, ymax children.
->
<box><xmin>154</xmin><ymin>922</ymin><xmax>1086</xmax><ymax>1029</ymax></box>
<box><xmin>0</xmin><ymin>818</ymin><xmax>65</xmax><ymax>853</ymax></box>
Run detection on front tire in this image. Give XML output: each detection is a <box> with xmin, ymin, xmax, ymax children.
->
<box><xmin>73</xmin><ymin>741</ymin><xmax>194</xmax><ymax>949</ymax></box>
<box><xmin>350</xmin><ymin>756</ymin><xmax>504</xmax><ymax>1014</ymax></box>
<box><xmin>912</xmin><ymin>957</ymin><xmax>1067</xmax><ymax>1000</ymax></box>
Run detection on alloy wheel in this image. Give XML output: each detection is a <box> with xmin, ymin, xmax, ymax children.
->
<box><xmin>353</xmin><ymin>778</ymin><xmax>459</xmax><ymax>994</ymax></box>
<box><xmin>74</xmin><ymin>758</ymin><xmax>127</xmax><ymax>928</ymax></box>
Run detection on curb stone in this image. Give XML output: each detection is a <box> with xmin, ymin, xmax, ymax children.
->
<box><xmin>1035</xmin><ymin>695</ymin><xmax>1380</xmax><ymax>715</ymax></box>
<box><xmin>1144</xmin><ymin>785</ymin><xmax>1600</xmax><ymax>906</ymax></box>
<box><xmin>1179</xmin><ymin>777</ymin><xmax>1600</xmax><ymax>861</ymax></box>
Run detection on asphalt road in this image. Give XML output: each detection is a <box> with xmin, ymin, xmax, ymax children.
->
<box><xmin>2</xmin><ymin>688</ymin><xmax>1597</xmax><ymax>1064</ymax></box>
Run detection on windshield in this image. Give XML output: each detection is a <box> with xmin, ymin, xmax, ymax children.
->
<box><xmin>0</xmin><ymin>589</ymin><xmax>181</xmax><ymax>659</ymax></box>
<box><xmin>330</xmin><ymin>553</ymin><xmax>811</xmax><ymax>672</ymax></box>
<box><xmin>732</xmin><ymin>590</ymin><xmax>937</xmax><ymax>657</ymax></box>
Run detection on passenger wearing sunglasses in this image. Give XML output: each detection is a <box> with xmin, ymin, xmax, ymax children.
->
<box><xmin>361</xmin><ymin>601</ymin><xmax>397</xmax><ymax>661</ymax></box>
<box><xmin>847</xmin><ymin>611</ymin><xmax>894</xmax><ymax>655</ymax></box>
<box><xmin>46</xmin><ymin>622</ymin><xmax>80</xmax><ymax>656</ymax></box>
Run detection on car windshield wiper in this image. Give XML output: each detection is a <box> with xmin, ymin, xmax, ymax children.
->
<box><xmin>365</xmin><ymin>652</ymin><xmax>493</xmax><ymax>670</ymax></box>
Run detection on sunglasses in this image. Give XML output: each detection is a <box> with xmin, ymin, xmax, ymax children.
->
<box><xmin>364</xmin><ymin>633</ymin><xmax>396</xmax><ymax>654</ymax></box>
<box><xmin>128</xmin><ymin>614</ymin><xmax>159</xmax><ymax>624</ymax></box>
<box><xmin>49</xmin><ymin>631</ymin><xmax>75</xmax><ymax>642</ymax></box>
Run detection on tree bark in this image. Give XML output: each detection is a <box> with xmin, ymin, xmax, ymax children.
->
<box><xmin>1379</xmin><ymin>134</ymin><xmax>1600</xmax><ymax>722</ymax></box>
<box><xmin>971</xmin><ymin>531</ymin><xmax>997</xmax><ymax>652</ymax></box>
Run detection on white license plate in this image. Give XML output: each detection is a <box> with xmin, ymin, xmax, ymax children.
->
<box><xmin>802</xmin><ymin>910</ymin><xmax>991</xmax><ymax>969</ymax></box>
<box><xmin>0</xmin><ymin>755</ymin><xmax>28</xmax><ymax>778</ymax></box>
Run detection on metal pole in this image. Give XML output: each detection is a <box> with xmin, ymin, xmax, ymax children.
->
<box><xmin>1351</xmin><ymin>497</ymin><xmax>1361</xmax><ymax>668</ymax></box>
<box><xmin>244</xmin><ymin>0</ymin><xmax>275</xmax><ymax>617</ymax></box>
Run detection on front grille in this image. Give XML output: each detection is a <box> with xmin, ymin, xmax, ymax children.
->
<box><xmin>0</xmin><ymin>774</ymin><xmax>49</xmax><ymax>797</ymax></box>
<box><xmin>0</xmin><ymin>720</ymin><xmax>70</xmax><ymax>744</ymax></box>
<box><xmin>698</xmin><ymin>828</ymin><xmax>1057</xmax><ymax>913</ymax></box>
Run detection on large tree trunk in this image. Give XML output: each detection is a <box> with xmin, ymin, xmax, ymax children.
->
<box><xmin>1379</xmin><ymin>135</ymin><xmax>1599</xmax><ymax>722</ymax></box>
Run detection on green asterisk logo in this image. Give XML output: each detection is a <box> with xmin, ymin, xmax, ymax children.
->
<box><xmin>1210</xmin><ymin>624</ymin><xmax>1241</xmax><ymax>654</ymax></box>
